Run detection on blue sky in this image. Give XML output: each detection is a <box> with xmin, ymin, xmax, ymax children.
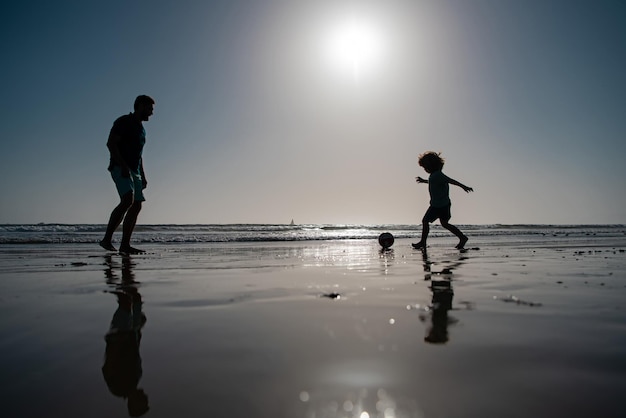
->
<box><xmin>1</xmin><ymin>0</ymin><xmax>624</xmax><ymax>225</ymax></box>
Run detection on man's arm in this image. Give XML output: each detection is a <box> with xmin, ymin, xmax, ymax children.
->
<box><xmin>106</xmin><ymin>132</ymin><xmax>130</xmax><ymax>177</ymax></box>
<box><xmin>447</xmin><ymin>176</ymin><xmax>473</xmax><ymax>193</ymax></box>
<box><xmin>140</xmin><ymin>160</ymin><xmax>147</xmax><ymax>189</ymax></box>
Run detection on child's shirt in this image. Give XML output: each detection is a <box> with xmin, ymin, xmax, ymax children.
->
<box><xmin>429</xmin><ymin>171</ymin><xmax>451</xmax><ymax>208</ymax></box>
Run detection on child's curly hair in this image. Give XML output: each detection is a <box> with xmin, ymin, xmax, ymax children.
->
<box><xmin>418</xmin><ymin>152</ymin><xmax>445</xmax><ymax>173</ymax></box>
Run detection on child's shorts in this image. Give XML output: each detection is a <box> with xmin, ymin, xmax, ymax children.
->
<box><xmin>422</xmin><ymin>205</ymin><xmax>451</xmax><ymax>223</ymax></box>
<box><xmin>110</xmin><ymin>166</ymin><xmax>145</xmax><ymax>202</ymax></box>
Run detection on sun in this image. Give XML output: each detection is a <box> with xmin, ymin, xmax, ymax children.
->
<box><xmin>323</xmin><ymin>16</ymin><xmax>385</xmax><ymax>82</ymax></box>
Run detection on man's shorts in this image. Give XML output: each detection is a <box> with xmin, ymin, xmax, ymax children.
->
<box><xmin>110</xmin><ymin>166</ymin><xmax>145</xmax><ymax>202</ymax></box>
<box><xmin>422</xmin><ymin>205</ymin><xmax>451</xmax><ymax>223</ymax></box>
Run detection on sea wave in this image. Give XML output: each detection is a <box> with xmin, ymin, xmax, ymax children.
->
<box><xmin>0</xmin><ymin>224</ymin><xmax>624</xmax><ymax>245</ymax></box>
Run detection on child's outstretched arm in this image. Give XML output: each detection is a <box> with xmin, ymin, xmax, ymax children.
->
<box><xmin>448</xmin><ymin>177</ymin><xmax>473</xmax><ymax>193</ymax></box>
<box><xmin>415</xmin><ymin>176</ymin><xmax>428</xmax><ymax>184</ymax></box>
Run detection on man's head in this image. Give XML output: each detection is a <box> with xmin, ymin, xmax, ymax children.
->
<box><xmin>133</xmin><ymin>95</ymin><xmax>155</xmax><ymax>121</ymax></box>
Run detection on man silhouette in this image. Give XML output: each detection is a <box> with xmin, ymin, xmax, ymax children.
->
<box><xmin>100</xmin><ymin>95</ymin><xmax>155</xmax><ymax>254</ymax></box>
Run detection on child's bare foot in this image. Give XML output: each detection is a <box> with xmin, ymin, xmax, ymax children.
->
<box><xmin>412</xmin><ymin>241</ymin><xmax>426</xmax><ymax>249</ymax></box>
<box><xmin>99</xmin><ymin>240</ymin><xmax>116</xmax><ymax>252</ymax></box>
<box><xmin>119</xmin><ymin>245</ymin><xmax>145</xmax><ymax>255</ymax></box>
<box><xmin>455</xmin><ymin>236</ymin><xmax>468</xmax><ymax>249</ymax></box>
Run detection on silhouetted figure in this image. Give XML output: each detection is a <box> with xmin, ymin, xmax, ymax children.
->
<box><xmin>412</xmin><ymin>152</ymin><xmax>473</xmax><ymax>250</ymax></box>
<box><xmin>102</xmin><ymin>256</ymin><xmax>149</xmax><ymax>416</ymax></box>
<box><xmin>100</xmin><ymin>95</ymin><xmax>155</xmax><ymax>255</ymax></box>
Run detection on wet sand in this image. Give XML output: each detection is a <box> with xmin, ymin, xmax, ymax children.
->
<box><xmin>1</xmin><ymin>237</ymin><xmax>625</xmax><ymax>418</ymax></box>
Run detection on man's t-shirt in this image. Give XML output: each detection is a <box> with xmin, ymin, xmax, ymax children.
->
<box><xmin>108</xmin><ymin>113</ymin><xmax>146</xmax><ymax>172</ymax></box>
<box><xmin>428</xmin><ymin>170</ymin><xmax>451</xmax><ymax>208</ymax></box>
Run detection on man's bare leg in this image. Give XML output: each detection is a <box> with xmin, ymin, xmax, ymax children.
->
<box><xmin>119</xmin><ymin>201</ymin><xmax>145</xmax><ymax>254</ymax></box>
<box><xmin>100</xmin><ymin>192</ymin><xmax>134</xmax><ymax>251</ymax></box>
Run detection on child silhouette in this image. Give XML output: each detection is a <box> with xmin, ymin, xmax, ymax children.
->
<box><xmin>413</xmin><ymin>152</ymin><xmax>473</xmax><ymax>249</ymax></box>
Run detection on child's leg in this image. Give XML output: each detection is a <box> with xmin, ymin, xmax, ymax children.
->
<box><xmin>412</xmin><ymin>221</ymin><xmax>430</xmax><ymax>249</ymax></box>
<box><xmin>440</xmin><ymin>220</ymin><xmax>468</xmax><ymax>249</ymax></box>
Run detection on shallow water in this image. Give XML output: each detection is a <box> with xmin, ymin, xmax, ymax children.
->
<box><xmin>1</xmin><ymin>238</ymin><xmax>625</xmax><ymax>417</ymax></box>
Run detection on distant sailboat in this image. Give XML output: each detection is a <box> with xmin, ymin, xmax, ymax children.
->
<box><xmin>290</xmin><ymin>219</ymin><xmax>295</xmax><ymax>226</ymax></box>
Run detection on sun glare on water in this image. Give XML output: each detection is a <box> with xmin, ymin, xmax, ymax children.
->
<box><xmin>323</xmin><ymin>16</ymin><xmax>385</xmax><ymax>83</ymax></box>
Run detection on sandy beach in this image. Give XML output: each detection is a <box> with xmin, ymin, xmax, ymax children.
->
<box><xmin>1</xmin><ymin>235</ymin><xmax>625</xmax><ymax>418</ymax></box>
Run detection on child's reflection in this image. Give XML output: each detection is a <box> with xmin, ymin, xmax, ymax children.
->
<box><xmin>425</xmin><ymin>279</ymin><xmax>454</xmax><ymax>344</ymax></box>
<box><xmin>102</xmin><ymin>255</ymin><xmax>149</xmax><ymax>417</ymax></box>
<box><xmin>419</xmin><ymin>249</ymin><xmax>469</xmax><ymax>344</ymax></box>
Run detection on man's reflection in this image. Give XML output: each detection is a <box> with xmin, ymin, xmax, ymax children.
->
<box><xmin>419</xmin><ymin>249</ymin><xmax>468</xmax><ymax>344</ymax></box>
<box><xmin>102</xmin><ymin>255</ymin><xmax>149</xmax><ymax>417</ymax></box>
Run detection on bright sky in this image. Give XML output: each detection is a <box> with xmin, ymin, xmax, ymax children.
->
<box><xmin>1</xmin><ymin>0</ymin><xmax>624</xmax><ymax>225</ymax></box>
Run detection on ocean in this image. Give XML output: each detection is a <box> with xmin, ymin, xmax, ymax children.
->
<box><xmin>1</xmin><ymin>224</ymin><xmax>624</xmax><ymax>247</ymax></box>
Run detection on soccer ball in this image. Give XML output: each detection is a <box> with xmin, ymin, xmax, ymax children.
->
<box><xmin>378</xmin><ymin>232</ymin><xmax>394</xmax><ymax>249</ymax></box>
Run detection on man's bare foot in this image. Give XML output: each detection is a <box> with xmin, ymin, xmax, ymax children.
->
<box><xmin>119</xmin><ymin>245</ymin><xmax>145</xmax><ymax>255</ymax></box>
<box><xmin>412</xmin><ymin>241</ymin><xmax>426</xmax><ymax>249</ymax></box>
<box><xmin>99</xmin><ymin>240</ymin><xmax>117</xmax><ymax>251</ymax></box>
<box><xmin>455</xmin><ymin>236</ymin><xmax>468</xmax><ymax>249</ymax></box>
